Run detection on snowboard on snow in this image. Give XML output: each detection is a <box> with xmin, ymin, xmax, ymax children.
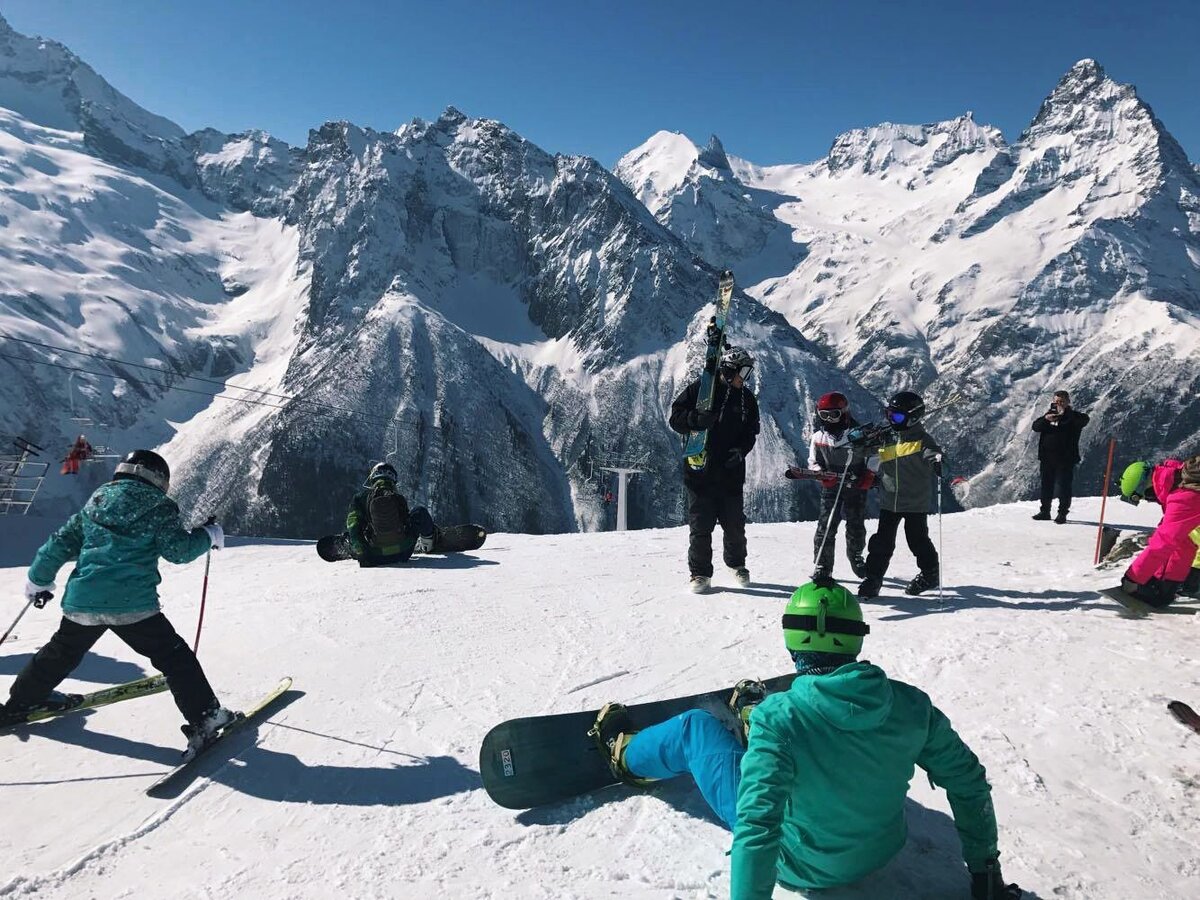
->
<box><xmin>1098</xmin><ymin>586</ymin><xmax>1196</xmax><ymax>618</ymax></box>
<box><xmin>1168</xmin><ymin>701</ymin><xmax>1200</xmax><ymax>736</ymax></box>
<box><xmin>682</xmin><ymin>269</ymin><xmax>735</xmax><ymax>472</ymax></box>
<box><xmin>146</xmin><ymin>676</ymin><xmax>294</xmax><ymax>798</ymax></box>
<box><xmin>479</xmin><ymin>672</ymin><xmax>797</xmax><ymax>810</ymax></box>
<box><xmin>315</xmin><ymin>524</ymin><xmax>488</xmax><ymax>562</ymax></box>
<box><xmin>0</xmin><ymin>674</ymin><xmax>167</xmax><ymax>731</ymax></box>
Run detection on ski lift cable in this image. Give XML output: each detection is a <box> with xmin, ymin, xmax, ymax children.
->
<box><xmin>0</xmin><ymin>351</ymin><xmax>392</xmax><ymax>425</ymax></box>
<box><xmin>0</xmin><ymin>333</ymin><xmax>374</xmax><ymax>422</ymax></box>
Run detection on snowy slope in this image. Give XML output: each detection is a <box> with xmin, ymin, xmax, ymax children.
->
<box><xmin>2</xmin><ymin>497</ymin><xmax>1197</xmax><ymax>899</ymax></box>
<box><xmin>618</xmin><ymin>62</ymin><xmax>1200</xmax><ymax>509</ymax></box>
<box><xmin>0</xmin><ymin>12</ymin><xmax>860</xmax><ymax>539</ymax></box>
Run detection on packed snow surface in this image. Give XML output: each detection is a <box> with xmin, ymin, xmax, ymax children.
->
<box><xmin>1</xmin><ymin>497</ymin><xmax>1197</xmax><ymax>899</ymax></box>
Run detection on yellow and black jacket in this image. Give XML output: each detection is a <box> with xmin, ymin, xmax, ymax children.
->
<box><xmin>872</xmin><ymin>424</ymin><xmax>943</xmax><ymax>513</ymax></box>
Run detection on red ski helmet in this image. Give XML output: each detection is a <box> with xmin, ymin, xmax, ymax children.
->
<box><xmin>816</xmin><ymin>391</ymin><xmax>849</xmax><ymax>423</ymax></box>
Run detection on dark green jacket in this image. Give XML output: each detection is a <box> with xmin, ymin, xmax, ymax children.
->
<box><xmin>731</xmin><ymin>662</ymin><xmax>997</xmax><ymax>898</ymax></box>
<box><xmin>873</xmin><ymin>423</ymin><xmax>943</xmax><ymax>513</ymax></box>
<box><xmin>29</xmin><ymin>480</ymin><xmax>211</xmax><ymax>618</ymax></box>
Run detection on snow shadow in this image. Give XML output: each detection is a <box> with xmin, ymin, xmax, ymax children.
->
<box><xmin>397</xmin><ymin>554</ymin><xmax>499</xmax><ymax>570</ymax></box>
<box><xmin>0</xmin><ymin>710</ymin><xmax>179</xmax><ymax>769</ymax></box>
<box><xmin>0</xmin><ymin>649</ymin><xmax>149</xmax><ymax>685</ymax></box>
<box><xmin>225</xmin><ymin>536</ymin><xmax>315</xmax><ymax>548</ymax></box>
<box><xmin>870</xmin><ymin>583</ymin><xmax>1093</xmax><ymax>621</ymax></box>
<box><xmin>721</xmin><ymin>582</ymin><xmax>796</xmax><ymax>599</ymax></box>
<box><xmin>215</xmin><ymin>745</ymin><xmax>482</xmax><ymax>806</ymax></box>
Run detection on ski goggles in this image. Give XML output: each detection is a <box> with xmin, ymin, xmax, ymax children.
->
<box><xmin>722</xmin><ymin>364</ymin><xmax>753</xmax><ymax>381</ymax></box>
<box><xmin>817</xmin><ymin>408</ymin><xmax>845</xmax><ymax>423</ymax></box>
<box><xmin>886</xmin><ymin>409</ymin><xmax>909</xmax><ymax>426</ymax></box>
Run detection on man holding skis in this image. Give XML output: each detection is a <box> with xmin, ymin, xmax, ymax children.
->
<box><xmin>669</xmin><ymin>346</ymin><xmax>760</xmax><ymax>593</ymax></box>
<box><xmin>1</xmin><ymin>450</ymin><xmax>234</xmax><ymax>759</ymax></box>
<box><xmin>592</xmin><ymin>578</ymin><xmax>1022</xmax><ymax>899</ymax></box>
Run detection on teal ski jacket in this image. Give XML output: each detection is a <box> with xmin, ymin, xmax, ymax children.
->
<box><xmin>28</xmin><ymin>479</ymin><xmax>212</xmax><ymax>619</ymax></box>
<box><xmin>730</xmin><ymin>662</ymin><xmax>997</xmax><ymax>899</ymax></box>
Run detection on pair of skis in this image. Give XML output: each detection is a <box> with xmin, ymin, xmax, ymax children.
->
<box><xmin>682</xmin><ymin>270</ymin><xmax>735</xmax><ymax>472</ymax></box>
<box><xmin>2</xmin><ymin>674</ymin><xmax>293</xmax><ymax>795</ymax></box>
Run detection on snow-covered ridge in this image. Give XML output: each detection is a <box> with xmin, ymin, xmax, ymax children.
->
<box><xmin>617</xmin><ymin>60</ymin><xmax>1200</xmax><ymax>509</ymax></box>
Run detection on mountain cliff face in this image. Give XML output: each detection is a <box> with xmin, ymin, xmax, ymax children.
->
<box><xmin>0</xmin><ymin>14</ymin><xmax>860</xmax><ymax>537</ymax></box>
<box><xmin>618</xmin><ymin>61</ymin><xmax>1200</xmax><ymax>506</ymax></box>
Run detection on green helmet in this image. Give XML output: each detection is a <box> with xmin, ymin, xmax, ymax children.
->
<box><xmin>782</xmin><ymin>580</ymin><xmax>869</xmax><ymax>656</ymax></box>
<box><xmin>1119</xmin><ymin>461</ymin><xmax>1151</xmax><ymax>502</ymax></box>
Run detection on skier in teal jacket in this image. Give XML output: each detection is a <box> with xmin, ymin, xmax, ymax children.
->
<box><xmin>594</xmin><ymin>579</ymin><xmax>1021</xmax><ymax>900</ymax></box>
<box><xmin>1</xmin><ymin>450</ymin><xmax>235</xmax><ymax>758</ymax></box>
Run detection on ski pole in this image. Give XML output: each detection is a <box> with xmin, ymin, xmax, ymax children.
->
<box><xmin>0</xmin><ymin>600</ymin><xmax>32</xmax><ymax>647</ymax></box>
<box><xmin>936</xmin><ymin>468</ymin><xmax>944</xmax><ymax>608</ymax></box>
<box><xmin>813</xmin><ymin>457</ymin><xmax>853</xmax><ymax>577</ymax></box>
<box><xmin>1093</xmin><ymin>437</ymin><xmax>1117</xmax><ymax>565</ymax></box>
<box><xmin>192</xmin><ymin>548</ymin><xmax>211</xmax><ymax>654</ymax></box>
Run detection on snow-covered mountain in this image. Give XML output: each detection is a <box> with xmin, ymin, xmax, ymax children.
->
<box><xmin>0</xmin><ymin>14</ymin><xmax>862</xmax><ymax>537</ymax></box>
<box><xmin>619</xmin><ymin>61</ymin><xmax>1200</xmax><ymax>506</ymax></box>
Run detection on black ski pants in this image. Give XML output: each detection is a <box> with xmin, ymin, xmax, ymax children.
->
<box><xmin>687</xmin><ymin>483</ymin><xmax>746</xmax><ymax>577</ymax></box>
<box><xmin>864</xmin><ymin>510</ymin><xmax>938</xmax><ymax>580</ymax></box>
<box><xmin>1039</xmin><ymin>460</ymin><xmax>1076</xmax><ymax>513</ymax></box>
<box><xmin>7</xmin><ymin>613</ymin><xmax>218</xmax><ymax>723</ymax></box>
<box><xmin>814</xmin><ymin>488</ymin><xmax>866</xmax><ymax>572</ymax></box>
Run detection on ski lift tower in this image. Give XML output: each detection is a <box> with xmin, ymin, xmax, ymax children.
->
<box><xmin>599</xmin><ymin>466</ymin><xmax>643</xmax><ymax>531</ymax></box>
<box><xmin>0</xmin><ymin>437</ymin><xmax>49</xmax><ymax>515</ymax></box>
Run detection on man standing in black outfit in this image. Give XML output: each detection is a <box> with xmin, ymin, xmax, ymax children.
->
<box><xmin>669</xmin><ymin>346</ymin><xmax>760</xmax><ymax>593</ymax></box>
<box><xmin>1031</xmin><ymin>390</ymin><xmax>1090</xmax><ymax>524</ymax></box>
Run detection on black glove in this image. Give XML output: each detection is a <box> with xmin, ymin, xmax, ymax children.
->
<box><xmin>970</xmin><ymin>858</ymin><xmax>1022</xmax><ymax>900</ymax></box>
<box><xmin>705</xmin><ymin>316</ymin><xmax>723</xmax><ymax>347</ymax></box>
<box><xmin>724</xmin><ymin>448</ymin><xmax>744</xmax><ymax>469</ymax></box>
<box><xmin>689</xmin><ymin>408</ymin><xmax>717</xmax><ymax>430</ymax></box>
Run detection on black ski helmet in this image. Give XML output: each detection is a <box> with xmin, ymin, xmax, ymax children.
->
<box><xmin>885</xmin><ymin>391</ymin><xmax>925</xmax><ymax>430</ymax></box>
<box><xmin>113</xmin><ymin>449</ymin><xmax>170</xmax><ymax>492</ymax></box>
<box><xmin>366</xmin><ymin>461</ymin><xmax>398</xmax><ymax>485</ymax></box>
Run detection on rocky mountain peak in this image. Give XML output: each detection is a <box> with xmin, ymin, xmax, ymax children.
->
<box><xmin>697</xmin><ymin>134</ymin><xmax>731</xmax><ymax>172</ymax></box>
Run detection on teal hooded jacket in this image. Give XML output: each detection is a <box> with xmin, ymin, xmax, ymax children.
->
<box><xmin>28</xmin><ymin>479</ymin><xmax>212</xmax><ymax>619</ymax></box>
<box><xmin>731</xmin><ymin>662</ymin><xmax>997</xmax><ymax>899</ymax></box>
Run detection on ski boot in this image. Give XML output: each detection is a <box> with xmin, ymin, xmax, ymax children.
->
<box><xmin>689</xmin><ymin>575</ymin><xmax>711</xmax><ymax>594</ymax></box>
<box><xmin>849</xmin><ymin>555</ymin><xmax>868</xmax><ymax>579</ymax></box>
<box><xmin>588</xmin><ymin>702</ymin><xmax>656</xmax><ymax>788</ymax></box>
<box><xmin>180</xmin><ymin>704</ymin><xmax>238</xmax><ymax>761</ymax></box>
<box><xmin>731</xmin><ymin>567</ymin><xmax>751</xmax><ymax>587</ymax></box>
<box><xmin>857</xmin><ymin>577</ymin><xmax>882</xmax><ymax>599</ymax></box>
<box><xmin>1054</xmin><ymin>509</ymin><xmax>1069</xmax><ymax>525</ymax></box>
<box><xmin>0</xmin><ymin>691</ymin><xmax>84</xmax><ymax>727</ymax></box>
<box><xmin>1031</xmin><ymin>509</ymin><xmax>1052</xmax><ymax>521</ymax></box>
<box><xmin>413</xmin><ymin>532</ymin><xmax>436</xmax><ymax>554</ymax></box>
<box><xmin>905</xmin><ymin>570</ymin><xmax>939</xmax><ymax>596</ymax></box>
<box><xmin>728</xmin><ymin>679</ymin><xmax>767</xmax><ymax>746</ymax></box>
<box><xmin>1181</xmin><ymin>568</ymin><xmax>1200</xmax><ymax>599</ymax></box>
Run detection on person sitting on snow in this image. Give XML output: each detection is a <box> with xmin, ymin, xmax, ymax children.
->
<box><xmin>1118</xmin><ymin>458</ymin><xmax>1200</xmax><ymax>605</ymax></box>
<box><xmin>591</xmin><ymin>578</ymin><xmax>1021</xmax><ymax>900</ymax></box>
<box><xmin>344</xmin><ymin>462</ymin><xmax>437</xmax><ymax>567</ymax></box>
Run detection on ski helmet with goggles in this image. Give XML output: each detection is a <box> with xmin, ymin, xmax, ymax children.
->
<box><xmin>366</xmin><ymin>461</ymin><xmax>398</xmax><ymax>485</ymax></box>
<box><xmin>113</xmin><ymin>449</ymin><xmax>170</xmax><ymax>493</ymax></box>
<box><xmin>719</xmin><ymin>346</ymin><xmax>754</xmax><ymax>381</ymax></box>
<box><xmin>1119</xmin><ymin>461</ymin><xmax>1152</xmax><ymax>504</ymax></box>
<box><xmin>816</xmin><ymin>391</ymin><xmax>849</xmax><ymax>424</ymax></box>
<box><xmin>782</xmin><ymin>580</ymin><xmax>869</xmax><ymax>656</ymax></box>
<box><xmin>885</xmin><ymin>391</ymin><xmax>925</xmax><ymax>430</ymax></box>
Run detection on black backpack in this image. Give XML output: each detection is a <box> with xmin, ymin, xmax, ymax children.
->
<box><xmin>366</xmin><ymin>482</ymin><xmax>409</xmax><ymax>555</ymax></box>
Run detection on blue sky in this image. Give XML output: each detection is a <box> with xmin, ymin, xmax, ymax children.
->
<box><xmin>3</xmin><ymin>0</ymin><xmax>1198</xmax><ymax>166</ymax></box>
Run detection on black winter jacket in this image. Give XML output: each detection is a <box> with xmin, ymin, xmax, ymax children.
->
<box><xmin>669</xmin><ymin>377</ymin><xmax>760</xmax><ymax>489</ymax></box>
<box><xmin>1032</xmin><ymin>408</ymin><xmax>1090</xmax><ymax>464</ymax></box>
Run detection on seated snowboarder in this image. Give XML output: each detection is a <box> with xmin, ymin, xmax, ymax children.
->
<box><xmin>1118</xmin><ymin>457</ymin><xmax>1200</xmax><ymax>606</ymax></box>
<box><xmin>1</xmin><ymin>450</ymin><xmax>234</xmax><ymax>759</ymax></box>
<box><xmin>592</xmin><ymin>578</ymin><xmax>1021</xmax><ymax>900</ymax></box>
<box><xmin>345</xmin><ymin>462</ymin><xmax>437</xmax><ymax>567</ymax></box>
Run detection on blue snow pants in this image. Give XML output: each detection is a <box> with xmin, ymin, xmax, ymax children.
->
<box><xmin>622</xmin><ymin>708</ymin><xmax>745</xmax><ymax>829</ymax></box>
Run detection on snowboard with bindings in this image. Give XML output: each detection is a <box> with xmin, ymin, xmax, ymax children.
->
<box><xmin>147</xmin><ymin>676</ymin><xmax>295</xmax><ymax>797</ymax></box>
<box><xmin>316</xmin><ymin>524</ymin><xmax>487</xmax><ymax>562</ymax></box>
<box><xmin>479</xmin><ymin>672</ymin><xmax>797</xmax><ymax>810</ymax></box>
<box><xmin>682</xmin><ymin>269</ymin><xmax>735</xmax><ymax>472</ymax></box>
<box><xmin>1168</xmin><ymin>701</ymin><xmax>1200</xmax><ymax>736</ymax></box>
<box><xmin>0</xmin><ymin>674</ymin><xmax>167</xmax><ymax>731</ymax></box>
